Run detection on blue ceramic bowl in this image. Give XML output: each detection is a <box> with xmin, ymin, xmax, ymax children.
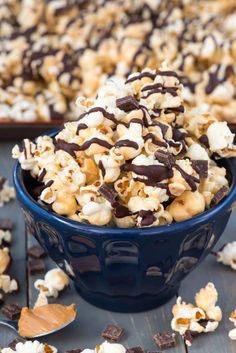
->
<box><xmin>13</xmin><ymin>133</ymin><xmax>236</xmax><ymax>312</ymax></box>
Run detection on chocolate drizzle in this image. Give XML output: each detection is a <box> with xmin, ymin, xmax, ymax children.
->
<box><xmin>54</xmin><ymin>139</ymin><xmax>80</xmax><ymax>158</ymax></box>
<box><xmin>205</xmin><ymin>64</ymin><xmax>234</xmax><ymax>94</ymax></box>
<box><xmin>115</xmin><ymin>140</ymin><xmax>139</xmax><ymax>149</ymax></box>
<box><xmin>78</xmin><ymin>107</ymin><xmax>117</xmax><ymax>125</ymax></box>
<box><xmin>125</xmin><ymin>71</ymin><xmax>156</xmax><ymax>84</ymax></box>
<box><xmin>76</xmin><ymin>123</ymin><xmax>88</xmax><ymax>135</ymax></box>
<box><xmin>143</xmin><ymin>133</ymin><xmax>167</xmax><ymax>148</ymax></box>
<box><xmin>79</xmin><ymin>138</ymin><xmax>113</xmax><ymax>151</ymax></box>
<box><xmin>122</xmin><ymin>163</ymin><xmax>173</xmax><ymax>186</ymax></box>
<box><xmin>38</xmin><ymin>168</ymin><xmax>46</xmax><ymax>183</ymax></box>
<box><xmin>174</xmin><ymin>164</ymin><xmax>199</xmax><ymax>191</ymax></box>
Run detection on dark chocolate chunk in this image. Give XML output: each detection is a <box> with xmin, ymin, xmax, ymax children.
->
<box><xmin>28</xmin><ymin>245</ymin><xmax>47</xmax><ymax>259</ymax></box>
<box><xmin>28</xmin><ymin>259</ymin><xmax>46</xmax><ymax>275</ymax></box>
<box><xmin>101</xmin><ymin>324</ymin><xmax>124</xmax><ymax>342</ymax></box>
<box><xmin>210</xmin><ymin>186</ymin><xmax>229</xmax><ymax>208</ymax></box>
<box><xmin>183</xmin><ymin>330</ymin><xmax>199</xmax><ymax>346</ymax></box>
<box><xmin>8</xmin><ymin>338</ymin><xmax>26</xmax><ymax>350</ymax></box>
<box><xmin>192</xmin><ymin>160</ymin><xmax>208</xmax><ymax>178</ymax></box>
<box><xmin>1</xmin><ymin>303</ymin><xmax>22</xmax><ymax>320</ymax></box>
<box><xmin>153</xmin><ymin>331</ymin><xmax>176</xmax><ymax>350</ymax></box>
<box><xmin>138</xmin><ymin>210</ymin><xmax>156</xmax><ymax>227</ymax></box>
<box><xmin>155</xmin><ymin>150</ymin><xmax>175</xmax><ymax>169</ymax></box>
<box><xmin>172</xmin><ymin>128</ymin><xmax>187</xmax><ymax>141</ymax></box>
<box><xmin>0</xmin><ymin>219</ymin><xmax>13</xmax><ymax>230</ymax></box>
<box><xmin>65</xmin><ymin>350</ymin><xmax>82</xmax><ymax>353</ymax></box>
<box><xmin>199</xmin><ymin>134</ymin><xmax>210</xmax><ymax>148</ymax></box>
<box><xmin>0</xmin><ymin>177</ymin><xmax>6</xmax><ymax>191</ymax></box>
<box><xmin>99</xmin><ymin>183</ymin><xmax>118</xmax><ymax>204</ymax></box>
<box><xmin>127</xmin><ymin>347</ymin><xmax>145</xmax><ymax>353</ymax></box>
<box><xmin>116</xmin><ymin>96</ymin><xmax>139</xmax><ymax>112</ymax></box>
<box><xmin>99</xmin><ymin>184</ymin><xmax>130</xmax><ymax>218</ymax></box>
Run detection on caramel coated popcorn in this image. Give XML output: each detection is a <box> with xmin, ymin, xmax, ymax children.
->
<box><xmin>1</xmin><ymin>1</ymin><xmax>236</xmax><ymax>123</ymax></box>
<box><xmin>13</xmin><ymin>65</ymin><xmax>236</xmax><ymax>227</ymax></box>
<box><xmin>171</xmin><ymin>283</ymin><xmax>222</xmax><ymax>346</ymax></box>
<box><xmin>229</xmin><ymin>310</ymin><xmax>236</xmax><ymax>340</ymax></box>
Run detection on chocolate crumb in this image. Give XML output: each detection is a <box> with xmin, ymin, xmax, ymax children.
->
<box><xmin>116</xmin><ymin>96</ymin><xmax>139</xmax><ymax>112</ymax></box>
<box><xmin>101</xmin><ymin>324</ymin><xmax>124</xmax><ymax>342</ymax></box>
<box><xmin>1</xmin><ymin>303</ymin><xmax>22</xmax><ymax>320</ymax></box>
<box><xmin>8</xmin><ymin>338</ymin><xmax>26</xmax><ymax>350</ymax></box>
<box><xmin>28</xmin><ymin>259</ymin><xmax>46</xmax><ymax>275</ymax></box>
<box><xmin>0</xmin><ymin>219</ymin><xmax>13</xmax><ymax>231</ymax></box>
<box><xmin>127</xmin><ymin>347</ymin><xmax>145</xmax><ymax>353</ymax></box>
<box><xmin>153</xmin><ymin>331</ymin><xmax>176</xmax><ymax>350</ymax></box>
<box><xmin>65</xmin><ymin>350</ymin><xmax>82</xmax><ymax>353</ymax></box>
<box><xmin>28</xmin><ymin>245</ymin><xmax>47</xmax><ymax>259</ymax></box>
<box><xmin>192</xmin><ymin>160</ymin><xmax>208</xmax><ymax>178</ymax></box>
<box><xmin>183</xmin><ymin>329</ymin><xmax>199</xmax><ymax>346</ymax></box>
<box><xmin>210</xmin><ymin>186</ymin><xmax>229</xmax><ymax>208</ymax></box>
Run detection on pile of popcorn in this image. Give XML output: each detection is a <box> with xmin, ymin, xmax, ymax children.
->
<box><xmin>171</xmin><ymin>282</ymin><xmax>222</xmax><ymax>346</ymax></box>
<box><xmin>1</xmin><ymin>340</ymin><xmax>126</xmax><ymax>353</ymax></box>
<box><xmin>1</xmin><ymin>0</ymin><xmax>236</xmax><ymax>123</ymax></box>
<box><xmin>13</xmin><ymin>65</ymin><xmax>236</xmax><ymax>227</ymax></box>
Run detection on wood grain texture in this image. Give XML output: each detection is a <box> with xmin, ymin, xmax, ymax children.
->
<box><xmin>0</xmin><ymin>141</ymin><xmax>236</xmax><ymax>353</ymax></box>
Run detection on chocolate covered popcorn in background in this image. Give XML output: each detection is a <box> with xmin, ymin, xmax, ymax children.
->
<box><xmin>1</xmin><ymin>0</ymin><xmax>236</xmax><ymax>123</ymax></box>
<box><xmin>13</xmin><ymin>64</ymin><xmax>236</xmax><ymax>228</ymax></box>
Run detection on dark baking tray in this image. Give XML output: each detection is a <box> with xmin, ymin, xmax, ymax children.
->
<box><xmin>0</xmin><ymin>121</ymin><xmax>63</xmax><ymax>142</ymax></box>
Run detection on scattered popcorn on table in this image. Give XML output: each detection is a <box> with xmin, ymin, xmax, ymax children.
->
<box><xmin>0</xmin><ymin>274</ymin><xmax>18</xmax><ymax>294</ymax></box>
<box><xmin>213</xmin><ymin>241</ymin><xmax>236</xmax><ymax>270</ymax></box>
<box><xmin>1</xmin><ymin>340</ymin><xmax>57</xmax><ymax>353</ymax></box>
<box><xmin>0</xmin><ymin>176</ymin><xmax>15</xmax><ymax>207</ymax></box>
<box><xmin>0</xmin><ymin>230</ymin><xmax>12</xmax><ymax>246</ymax></box>
<box><xmin>229</xmin><ymin>310</ymin><xmax>236</xmax><ymax>340</ymax></box>
<box><xmin>34</xmin><ymin>268</ymin><xmax>69</xmax><ymax>298</ymax></box>
<box><xmin>0</xmin><ymin>247</ymin><xmax>11</xmax><ymax>274</ymax></box>
<box><xmin>13</xmin><ymin>64</ymin><xmax>236</xmax><ymax>227</ymax></box>
<box><xmin>171</xmin><ymin>282</ymin><xmax>222</xmax><ymax>346</ymax></box>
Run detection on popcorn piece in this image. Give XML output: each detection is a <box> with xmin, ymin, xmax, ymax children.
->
<box><xmin>1</xmin><ymin>340</ymin><xmax>57</xmax><ymax>353</ymax></box>
<box><xmin>171</xmin><ymin>282</ymin><xmax>222</xmax><ymax>346</ymax></box>
<box><xmin>0</xmin><ymin>274</ymin><xmax>18</xmax><ymax>293</ymax></box>
<box><xmin>229</xmin><ymin>310</ymin><xmax>236</xmax><ymax>340</ymax></box>
<box><xmin>206</xmin><ymin>122</ymin><xmax>235</xmax><ymax>152</ymax></box>
<box><xmin>213</xmin><ymin>241</ymin><xmax>236</xmax><ymax>270</ymax></box>
<box><xmin>0</xmin><ymin>247</ymin><xmax>11</xmax><ymax>274</ymax></box>
<box><xmin>0</xmin><ymin>230</ymin><xmax>12</xmax><ymax>246</ymax></box>
<box><xmin>34</xmin><ymin>268</ymin><xmax>69</xmax><ymax>298</ymax></box>
<box><xmin>0</xmin><ymin>176</ymin><xmax>15</xmax><ymax>207</ymax></box>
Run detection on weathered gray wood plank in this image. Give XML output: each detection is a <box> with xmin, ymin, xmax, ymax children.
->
<box><xmin>0</xmin><ymin>142</ymin><xmax>28</xmax><ymax>348</ymax></box>
<box><xmin>179</xmin><ymin>214</ymin><xmax>236</xmax><ymax>353</ymax></box>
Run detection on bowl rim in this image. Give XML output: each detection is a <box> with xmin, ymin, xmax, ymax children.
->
<box><xmin>13</xmin><ymin>130</ymin><xmax>236</xmax><ymax>236</ymax></box>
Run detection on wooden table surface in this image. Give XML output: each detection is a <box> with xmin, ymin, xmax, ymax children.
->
<box><xmin>0</xmin><ymin>141</ymin><xmax>236</xmax><ymax>353</ymax></box>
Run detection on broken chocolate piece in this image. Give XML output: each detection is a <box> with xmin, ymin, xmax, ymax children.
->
<box><xmin>210</xmin><ymin>186</ymin><xmax>229</xmax><ymax>208</ymax></box>
<box><xmin>183</xmin><ymin>329</ymin><xmax>199</xmax><ymax>346</ymax></box>
<box><xmin>0</xmin><ymin>219</ymin><xmax>13</xmax><ymax>231</ymax></box>
<box><xmin>155</xmin><ymin>150</ymin><xmax>175</xmax><ymax>168</ymax></box>
<box><xmin>0</xmin><ymin>177</ymin><xmax>6</xmax><ymax>191</ymax></box>
<box><xmin>1</xmin><ymin>303</ymin><xmax>22</xmax><ymax>320</ymax></box>
<box><xmin>65</xmin><ymin>350</ymin><xmax>82</xmax><ymax>353</ymax></box>
<box><xmin>116</xmin><ymin>96</ymin><xmax>139</xmax><ymax>112</ymax></box>
<box><xmin>199</xmin><ymin>134</ymin><xmax>210</xmax><ymax>148</ymax></box>
<box><xmin>28</xmin><ymin>259</ymin><xmax>46</xmax><ymax>275</ymax></box>
<box><xmin>127</xmin><ymin>347</ymin><xmax>145</xmax><ymax>353</ymax></box>
<box><xmin>8</xmin><ymin>338</ymin><xmax>26</xmax><ymax>350</ymax></box>
<box><xmin>28</xmin><ymin>245</ymin><xmax>47</xmax><ymax>259</ymax></box>
<box><xmin>99</xmin><ymin>183</ymin><xmax>118</xmax><ymax>204</ymax></box>
<box><xmin>101</xmin><ymin>324</ymin><xmax>124</xmax><ymax>342</ymax></box>
<box><xmin>192</xmin><ymin>160</ymin><xmax>208</xmax><ymax>178</ymax></box>
<box><xmin>138</xmin><ymin>210</ymin><xmax>156</xmax><ymax>227</ymax></box>
<box><xmin>153</xmin><ymin>331</ymin><xmax>176</xmax><ymax>350</ymax></box>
